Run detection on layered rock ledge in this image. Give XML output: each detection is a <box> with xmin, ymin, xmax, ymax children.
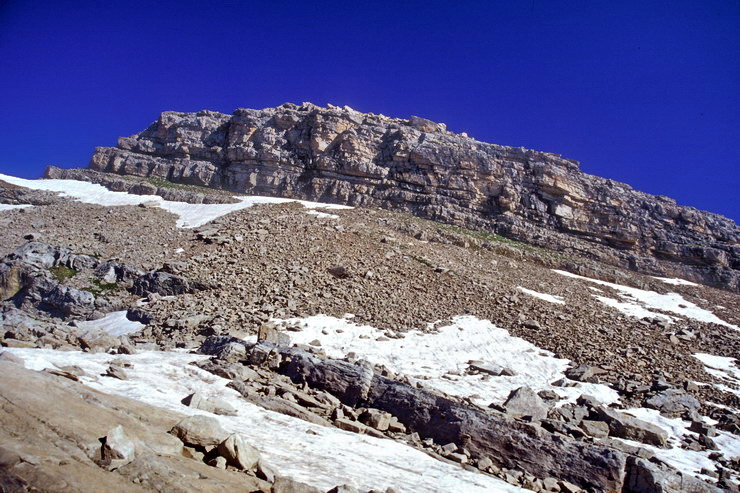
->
<box><xmin>56</xmin><ymin>103</ymin><xmax>738</xmax><ymax>291</ymax></box>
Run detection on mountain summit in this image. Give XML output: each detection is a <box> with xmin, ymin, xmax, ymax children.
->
<box><xmin>49</xmin><ymin>102</ymin><xmax>739</xmax><ymax>292</ymax></box>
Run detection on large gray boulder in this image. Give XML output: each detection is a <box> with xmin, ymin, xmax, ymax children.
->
<box><xmin>645</xmin><ymin>389</ymin><xmax>700</xmax><ymax>418</ymax></box>
<box><xmin>502</xmin><ymin>386</ymin><xmax>549</xmax><ymax>421</ymax></box>
<box><xmin>132</xmin><ymin>271</ymin><xmax>207</xmax><ymax>297</ymax></box>
<box><xmin>169</xmin><ymin>415</ymin><xmax>228</xmax><ymax>447</ymax></box>
<box><xmin>595</xmin><ymin>407</ymin><xmax>669</xmax><ymax>448</ymax></box>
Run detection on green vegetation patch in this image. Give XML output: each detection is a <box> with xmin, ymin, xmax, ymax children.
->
<box><xmin>87</xmin><ymin>279</ymin><xmax>121</xmax><ymax>298</ymax></box>
<box><xmin>49</xmin><ymin>265</ymin><xmax>78</xmax><ymax>282</ymax></box>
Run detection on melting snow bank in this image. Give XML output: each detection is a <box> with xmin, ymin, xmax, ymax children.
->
<box><xmin>621</xmin><ymin>408</ymin><xmax>740</xmax><ymax>483</ymax></box>
<box><xmin>4</xmin><ymin>348</ymin><xmax>522</xmax><ymax>493</ymax></box>
<box><xmin>553</xmin><ymin>269</ymin><xmax>739</xmax><ymax>330</ymax></box>
<box><xmin>516</xmin><ymin>287</ymin><xmax>565</xmax><ymax>304</ymax></box>
<box><xmin>75</xmin><ymin>310</ymin><xmax>145</xmax><ymax>337</ymax></box>
<box><xmin>694</xmin><ymin>353</ymin><xmax>740</xmax><ymax>401</ymax></box>
<box><xmin>276</xmin><ymin>314</ymin><xmax>619</xmax><ymax>407</ymax></box>
<box><xmin>0</xmin><ymin>174</ymin><xmax>351</xmax><ymax>228</ymax></box>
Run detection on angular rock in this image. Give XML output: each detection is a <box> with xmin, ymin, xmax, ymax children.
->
<box><xmin>182</xmin><ymin>392</ymin><xmax>238</xmax><ymax>416</ymax></box>
<box><xmin>565</xmin><ymin>365</ymin><xmax>607</xmax><ymax>383</ymax></box>
<box><xmin>217</xmin><ymin>434</ymin><xmax>260</xmax><ymax>470</ymax></box>
<box><xmin>502</xmin><ymin>386</ymin><xmax>549</xmax><ymax>421</ymax></box>
<box><xmin>131</xmin><ymin>271</ymin><xmax>207</xmax><ymax>297</ymax></box>
<box><xmin>169</xmin><ymin>415</ymin><xmax>228</xmax><ymax>447</ymax></box>
<box><xmin>595</xmin><ymin>407</ymin><xmax>669</xmax><ymax>448</ymax></box>
<box><xmin>101</xmin><ymin>425</ymin><xmax>136</xmax><ymax>465</ymax></box>
<box><xmin>624</xmin><ymin>456</ymin><xmax>722</xmax><ymax>493</ymax></box>
<box><xmin>579</xmin><ymin>420</ymin><xmax>609</xmax><ymax>438</ymax></box>
<box><xmin>272</xmin><ymin>476</ymin><xmax>323</xmax><ymax>493</ymax></box>
<box><xmin>644</xmin><ymin>389</ymin><xmax>700</xmax><ymax>418</ymax></box>
<box><xmin>360</xmin><ymin>408</ymin><xmax>392</xmax><ymax>431</ymax></box>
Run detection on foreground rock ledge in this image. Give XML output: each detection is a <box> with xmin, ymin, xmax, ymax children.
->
<box><xmin>203</xmin><ymin>338</ymin><xmax>723</xmax><ymax>493</ymax></box>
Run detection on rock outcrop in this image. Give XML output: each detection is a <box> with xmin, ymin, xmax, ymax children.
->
<box><xmin>57</xmin><ymin>102</ymin><xmax>738</xmax><ymax>291</ymax></box>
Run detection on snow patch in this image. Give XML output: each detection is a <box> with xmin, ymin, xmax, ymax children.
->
<box><xmin>0</xmin><ymin>204</ymin><xmax>32</xmax><ymax>212</ymax></box>
<box><xmin>306</xmin><ymin>210</ymin><xmax>340</xmax><ymax>219</ymax></box>
<box><xmin>0</xmin><ymin>174</ymin><xmax>351</xmax><ymax>229</ymax></box>
<box><xmin>516</xmin><ymin>287</ymin><xmax>564</xmax><ymax>304</ymax></box>
<box><xmin>552</xmin><ymin>270</ymin><xmax>738</xmax><ymax>330</ymax></box>
<box><xmin>277</xmin><ymin>314</ymin><xmax>619</xmax><ymax>407</ymax></box>
<box><xmin>594</xmin><ymin>296</ymin><xmax>673</xmax><ymax>323</ymax></box>
<box><xmin>75</xmin><ymin>310</ymin><xmax>144</xmax><ymax>337</ymax></box>
<box><xmin>653</xmin><ymin>276</ymin><xmax>699</xmax><ymax>287</ymax></box>
<box><xmin>694</xmin><ymin>353</ymin><xmax>740</xmax><ymax>401</ymax></box>
<box><xmin>4</xmin><ymin>348</ymin><xmax>522</xmax><ymax>493</ymax></box>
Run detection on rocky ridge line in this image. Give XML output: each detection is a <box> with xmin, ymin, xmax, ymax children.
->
<box><xmin>57</xmin><ymin>102</ymin><xmax>739</xmax><ymax>292</ymax></box>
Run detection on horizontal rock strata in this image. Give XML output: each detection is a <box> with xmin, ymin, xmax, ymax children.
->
<box><xmin>77</xmin><ymin>103</ymin><xmax>738</xmax><ymax>291</ymax></box>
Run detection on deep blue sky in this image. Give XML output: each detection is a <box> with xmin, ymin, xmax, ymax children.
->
<box><xmin>1</xmin><ymin>0</ymin><xmax>738</xmax><ymax>221</ymax></box>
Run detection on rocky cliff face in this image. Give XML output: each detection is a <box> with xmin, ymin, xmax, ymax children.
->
<box><xmin>82</xmin><ymin>103</ymin><xmax>739</xmax><ymax>291</ymax></box>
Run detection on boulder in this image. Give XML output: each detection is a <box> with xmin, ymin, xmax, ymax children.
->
<box><xmin>169</xmin><ymin>415</ymin><xmax>228</xmax><ymax>447</ymax></box>
<box><xmin>182</xmin><ymin>392</ymin><xmax>238</xmax><ymax>416</ymax></box>
<box><xmin>272</xmin><ymin>476</ymin><xmax>323</xmax><ymax>493</ymax></box>
<box><xmin>217</xmin><ymin>434</ymin><xmax>260</xmax><ymax>470</ymax></box>
<box><xmin>502</xmin><ymin>386</ymin><xmax>549</xmax><ymax>421</ymax></box>
<box><xmin>644</xmin><ymin>389</ymin><xmax>700</xmax><ymax>418</ymax></box>
<box><xmin>624</xmin><ymin>456</ymin><xmax>722</xmax><ymax>493</ymax></box>
<box><xmin>595</xmin><ymin>407</ymin><xmax>669</xmax><ymax>448</ymax></box>
<box><xmin>131</xmin><ymin>271</ymin><xmax>207</xmax><ymax>297</ymax></box>
<box><xmin>565</xmin><ymin>365</ymin><xmax>607</xmax><ymax>383</ymax></box>
<box><xmin>101</xmin><ymin>425</ymin><xmax>136</xmax><ymax>466</ymax></box>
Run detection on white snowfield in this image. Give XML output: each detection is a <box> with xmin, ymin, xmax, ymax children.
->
<box><xmin>278</xmin><ymin>314</ymin><xmax>619</xmax><ymax>406</ymax></box>
<box><xmin>0</xmin><ymin>174</ymin><xmax>351</xmax><ymax>228</ymax></box>
<box><xmin>5</xmin><ymin>348</ymin><xmax>522</xmax><ymax>493</ymax></box>
<box><xmin>75</xmin><ymin>310</ymin><xmax>144</xmax><ymax>337</ymax></box>
<box><xmin>516</xmin><ymin>287</ymin><xmax>565</xmax><ymax>304</ymax></box>
<box><xmin>552</xmin><ymin>269</ymin><xmax>739</xmax><ymax>330</ymax></box>
<box><xmin>0</xmin><ymin>204</ymin><xmax>32</xmax><ymax>212</ymax></box>
<box><xmin>621</xmin><ymin>408</ymin><xmax>740</xmax><ymax>484</ymax></box>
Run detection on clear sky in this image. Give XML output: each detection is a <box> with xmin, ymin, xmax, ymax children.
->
<box><xmin>1</xmin><ymin>0</ymin><xmax>738</xmax><ymax>221</ymax></box>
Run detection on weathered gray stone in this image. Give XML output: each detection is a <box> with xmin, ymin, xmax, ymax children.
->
<box><xmin>502</xmin><ymin>386</ymin><xmax>549</xmax><ymax>421</ymax></box>
<box><xmin>217</xmin><ymin>434</ymin><xmax>260</xmax><ymax>470</ymax></box>
<box><xmin>132</xmin><ymin>271</ymin><xmax>207</xmax><ymax>297</ymax></box>
<box><xmin>645</xmin><ymin>389</ymin><xmax>700</xmax><ymax>418</ymax></box>
<box><xmin>579</xmin><ymin>419</ymin><xmax>609</xmax><ymax>438</ymax></box>
<box><xmin>624</xmin><ymin>456</ymin><xmax>722</xmax><ymax>493</ymax></box>
<box><xmin>182</xmin><ymin>392</ymin><xmax>238</xmax><ymax>416</ymax></box>
<box><xmin>169</xmin><ymin>415</ymin><xmax>228</xmax><ymax>447</ymax></box>
<box><xmin>101</xmin><ymin>425</ymin><xmax>136</xmax><ymax>465</ymax></box>
<box><xmin>595</xmin><ymin>406</ymin><xmax>669</xmax><ymax>448</ymax></box>
<box><xmin>272</xmin><ymin>475</ymin><xmax>323</xmax><ymax>493</ymax></box>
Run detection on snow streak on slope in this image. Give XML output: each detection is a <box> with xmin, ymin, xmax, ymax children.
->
<box><xmin>0</xmin><ymin>174</ymin><xmax>351</xmax><ymax>228</ymax></box>
<box><xmin>0</xmin><ymin>204</ymin><xmax>32</xmax><ymax>212</ymax></box>
<box><xmin>4</xmin><ymin>348</ymin><xmax>522</xmax><ymax>493</ymax></box>
<box><xmin>653</xmin><ymin>276</ymin><xmax>699</xmax><ymax>287</ymax></box>
<box><xmin>278</xmin><ymin>314</ymin><xmax>619</xmax><ymax>406</ymax></box>
<box><xmin>552</xmin><ymin>269</ymin><xmax>738</xmax><ymax>330</ymax></box>
<box><xmin>516</xmin><ymin>287</ymin><xmax>565</xmax><ymax>304</ymax></box>
<box><xmin>694</xmin><ymin>353</ymin><xmax>740</xmax><ymax>400</ymax></box>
